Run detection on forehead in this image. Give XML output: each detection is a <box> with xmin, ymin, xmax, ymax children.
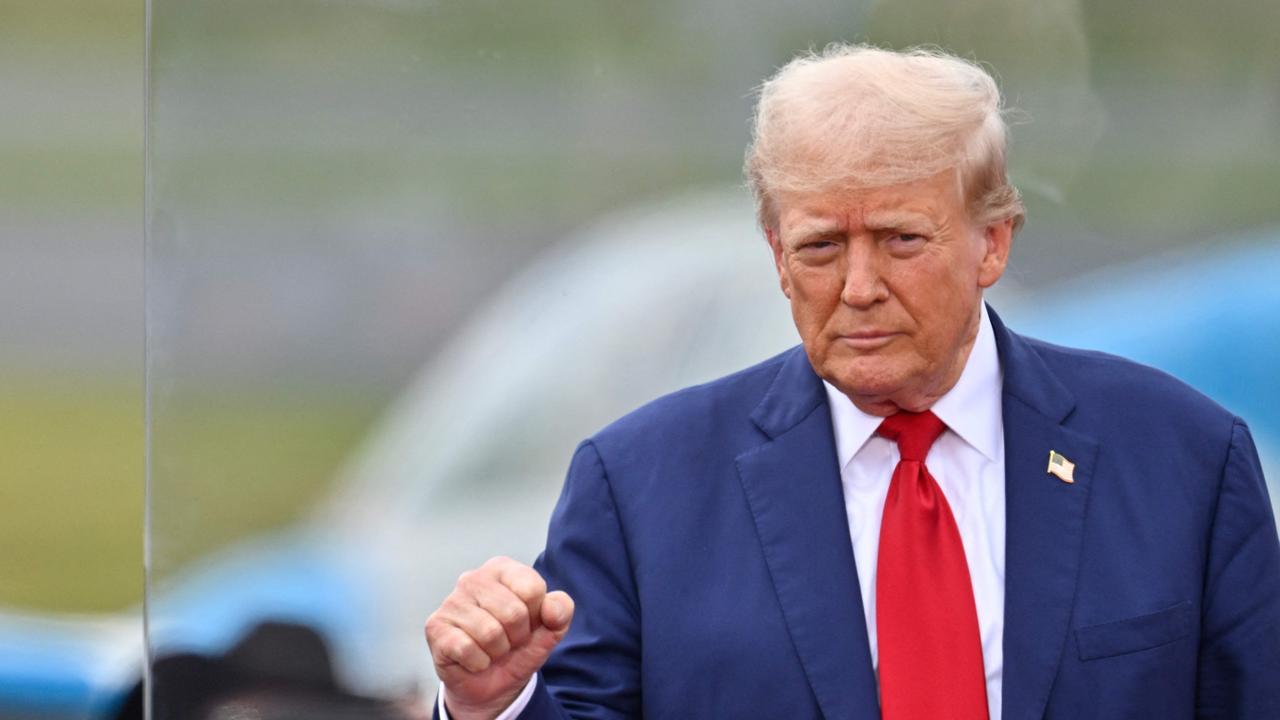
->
<box><xmin>775</xmin><ymin>170</ymin><xmax>965</xmax><ymax>233</ymax></box>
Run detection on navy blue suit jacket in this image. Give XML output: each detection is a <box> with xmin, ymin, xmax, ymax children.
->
<box><xmin>487</xmin><ymin>309</ymin><xmax>1280</xmax><ymax>718</ymax></box>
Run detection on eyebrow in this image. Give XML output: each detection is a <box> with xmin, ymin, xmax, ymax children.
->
<box><xmin>782</xmin><ymin>219</ymin><xmax>842</xmax><ymax>244</ymax></box>
<box><xmin>863</xmin><ymin>210</ymin><xmax>937</xmax><ymax>232</ymax></box>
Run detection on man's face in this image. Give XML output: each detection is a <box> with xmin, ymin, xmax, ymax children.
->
<box><xmin>766</xmin><ymin>170</ymin><xmax>1012</xmax><ymax>416</ymax></box>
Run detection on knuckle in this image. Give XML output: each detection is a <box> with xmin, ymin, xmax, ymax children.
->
<box><xmin>511</xmin><ymin>572</ymin><xmax>547</xmax><ymax>600</ymax></box>
<box><xmin>429</xmin><ymin>634</ymin><xmax>451</xmax><ymax>663</ymax></box>
<box><xmin>476</xmin><ymin>622</ymin><xmax>505</xmax><ymax>647</ymax></box>
<box><xmin>442</xmin><ymin>633</ymin><xmax>471</xmax><ymax>659</ymax></box>
<box><xmin>496</xmin><ymin>602</ymin><xmax>528</xmax><ymax>628</ymax></box>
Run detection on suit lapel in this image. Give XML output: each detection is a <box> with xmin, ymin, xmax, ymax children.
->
<box><xmin>991</xmin><ymin>309</ymin><xmax>1099</xmax><ymax>720</ymax></box>
<box><xmin>735</xmin><ymin>349</ymin><xmax>880</xmax><ymax>720</ymax></box>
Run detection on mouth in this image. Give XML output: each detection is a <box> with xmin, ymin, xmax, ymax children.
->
<box><xmin>835</xmin><ymin>331</ymin><xmax>900</xmax><ymax>350</ymax></box>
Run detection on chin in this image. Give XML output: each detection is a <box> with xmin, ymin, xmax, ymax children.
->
<box><xmin>820</xmin><ymin>356</ymin><xmax>909</xmax><ymax>402</ymax></box>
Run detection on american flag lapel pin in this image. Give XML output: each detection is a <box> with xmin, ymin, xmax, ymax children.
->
<box><xmin>1047</xmin><ymin>450</ymin><xmax>1075</xmax><ymax>483</ymax></box>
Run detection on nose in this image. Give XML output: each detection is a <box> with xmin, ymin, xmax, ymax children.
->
<box><xmin>840</xmin><ymin>239</ymin><xmax>888</xmax><ymax>308</ymax></box>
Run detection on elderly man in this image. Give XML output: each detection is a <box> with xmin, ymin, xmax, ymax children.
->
<box><xmin>425</xmin><ymin>45</ymin><xmax>1280</xmax><ymax>719</ymax></box>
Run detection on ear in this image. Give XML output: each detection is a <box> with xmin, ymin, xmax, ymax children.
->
<box><xmin>765</xmin><ymin>227</ymin><xmax>792</xmax><ymax>299</ymax></box>
<box><xmin>976</xmin><ymin>217</ymin><xmax>1014</xmax><ymax>289</ymax></box>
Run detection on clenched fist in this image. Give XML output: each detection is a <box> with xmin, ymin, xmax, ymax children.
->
<box><xmin>425</xmin><ymin>556</ymin><xmax>575</xmax><ymax>720</ymax></box>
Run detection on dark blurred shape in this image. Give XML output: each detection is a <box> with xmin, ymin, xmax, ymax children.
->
<box><xmin>223</xmin><ymin>622</ymin><xmax>338</xmax><ymax>691</ymax></box>
<box><xmin>113</xmin><ymin>623</ymin><xmax>421</xmax><ymax>720</ymax></box>
<box><xmin>148</xmin><ymin>654</ymin><xmax>235</xmax><ymax>720</ymax></box>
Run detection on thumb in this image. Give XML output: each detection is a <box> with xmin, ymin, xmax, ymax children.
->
<box><xmin>540</xmin><ymin>590</ymin><xmax>575</xmax><ymax>635</ymax></box>
<box><xmin>508</xmin><ymin>591</ymin><xmax>573</xmax><ymax>679</ymax></box>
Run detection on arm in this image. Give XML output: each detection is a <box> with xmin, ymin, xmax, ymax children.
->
<box><xmin>426</xmin><ymin>440</ymin><xmax>641</xmax><ymax>720</ymax></box>
<box><xmin>529</xmin><ymin>440</ymin><xmax>643</xmax><ymax>718</ymax></box>
<box><xmin>1196</xmin><ymin>419</ymin><xmax>1280</xmax><ymax>718</ymax></box>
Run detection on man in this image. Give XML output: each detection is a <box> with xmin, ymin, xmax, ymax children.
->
<box><xmin>424</xmin><ymin>45</ymin><xmax>1280</xmax><ymax>719</ymax></box>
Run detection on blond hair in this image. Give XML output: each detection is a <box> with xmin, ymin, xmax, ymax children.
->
<box><xmin>745</xmin><ymin>44</ymin><xmax>1024</xmax><ymax>233</ymax></box>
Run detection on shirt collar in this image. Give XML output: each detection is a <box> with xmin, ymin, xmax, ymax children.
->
<box><xmin>823</xmin><ymin>303</ymin><xmax>1004</xmax><ymax>468</ymax></box>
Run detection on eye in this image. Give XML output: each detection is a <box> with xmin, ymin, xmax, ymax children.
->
<box><xmin>885</xmin><ymin>233</ymin><xmax>927</xmax><ymax>253</ymax></box>
<box><xmin>793</xmin><ymin>237</ymin><xmax>841</xmax><ymax>255</ymax></box>
<box><xmin>792</xmin><ymin>239</ymin><xmax>841</xmax><ymax>264</ymax></box>
<box><xmin>801</xmin><ymin>240</ymin><xmax>837</xmax><ymax>250</ymax></box>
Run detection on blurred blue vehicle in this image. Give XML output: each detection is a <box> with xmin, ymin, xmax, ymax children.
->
<box><xmin>2</xmin><ymin>190</ymin><xmax>1275</xmax><ymax>719</ymax></box>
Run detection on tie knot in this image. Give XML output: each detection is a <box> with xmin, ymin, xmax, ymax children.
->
<box><xmin>877</xmin><ymin>410</ymin><xmax>946</xmax><ymax>462</ymax></box>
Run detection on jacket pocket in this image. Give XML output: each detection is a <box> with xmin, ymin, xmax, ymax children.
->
<box><xmin>1075</xmin><ymin>601</ymin><xmax>1193</xmax><ymax>661</ymax></box>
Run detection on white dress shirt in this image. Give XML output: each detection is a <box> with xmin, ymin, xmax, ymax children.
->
<box><xmin>824</xmin><ymin>303</ymin><xmax>1005</xmax><ymax>720</ymax></box>
<box><xmin>443</xmin><ymin>306</ymin><xmax>1005</xmax><ymax>720</ymax></box>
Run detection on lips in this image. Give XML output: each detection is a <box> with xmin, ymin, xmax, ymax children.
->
<box><xmin>835</xmin><ymin>331</ymin><xmax>900</xmax><ymax>349</ymax></box>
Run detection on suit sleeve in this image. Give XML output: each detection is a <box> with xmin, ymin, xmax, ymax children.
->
<box><xmin>517</xmin><ymin>440</ymin><xmax>643</xmax><ymax>720</ymax></box>
<box><xmin>1196</xmin><ymin>418</ymin><xmax>1280</xmax><ymax>719</ymax></box>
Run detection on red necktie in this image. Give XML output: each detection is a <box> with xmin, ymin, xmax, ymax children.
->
<box><xmin>876</xmin><ymin>410</ymin><xmax>988</xmax><ymax>720</ymax></box>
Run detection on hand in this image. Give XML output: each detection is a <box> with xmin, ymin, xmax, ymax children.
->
<box><xmin>426</xmin><ymin>556</ymin><xmax>575</xmax><ymax>720</ymax></box>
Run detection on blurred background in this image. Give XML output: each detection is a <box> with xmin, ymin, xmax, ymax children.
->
<box><xmin>2</xmin><ymin>0</ymin><xmax>1277</xmax><ymax>718</ymax></box>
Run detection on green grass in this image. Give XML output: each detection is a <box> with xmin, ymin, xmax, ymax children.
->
<box><xmin>1064</xmin><ymin>153</ymin><xmax>1280</xmax><ymax>239</ymax></box>
<box><xmin>0</xmin><ymin>373</ymin><xmax>380</xmax><ymax>613</ymax></box>
<box><xmin>0</xmin><ymin>146</ymin><xmax>142</xmax><ymax>211</ymax></box>
<box><xmin>0</xmin><ymin>0</ymin><xmax>141</xmax><ymax>56</ymax></box>
<box><xmin>0</xmin><ymin>374</ymin><xmax>142</xmax><ymax>612</ymax></box>
<box><xmin>147</xmin><ymin>384</ymin><xmax>382</xmax><ymax>585</ymax></box>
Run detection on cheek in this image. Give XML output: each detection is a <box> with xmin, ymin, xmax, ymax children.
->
<box><xmin>786</xmin><ymin>255</ymin><xmax>842</xmax><ymax>292</ymax></box>
<box><xmin>781</xmin><ymin>264</ymin><xmax>843</xmax><ymax>342</ymax></box>
<box><xmin>890</xmin><ymin>261</ymin><xmax>977</xmax><ymax>344</ymax></box>
<box><xmin>787</xmin><ymin>266</ymin><xmax>842</xmax><ymax>313</ymax></box>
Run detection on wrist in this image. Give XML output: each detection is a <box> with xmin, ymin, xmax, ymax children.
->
<box><xmin>442</xmin><ymin>699</ymin><xmax>504</xmax><ymax>720</ymax></box>
<box><xmin>440</xmin><ymin>677</ymin><xmax>535</xmax><ymax>720</ymax></box>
